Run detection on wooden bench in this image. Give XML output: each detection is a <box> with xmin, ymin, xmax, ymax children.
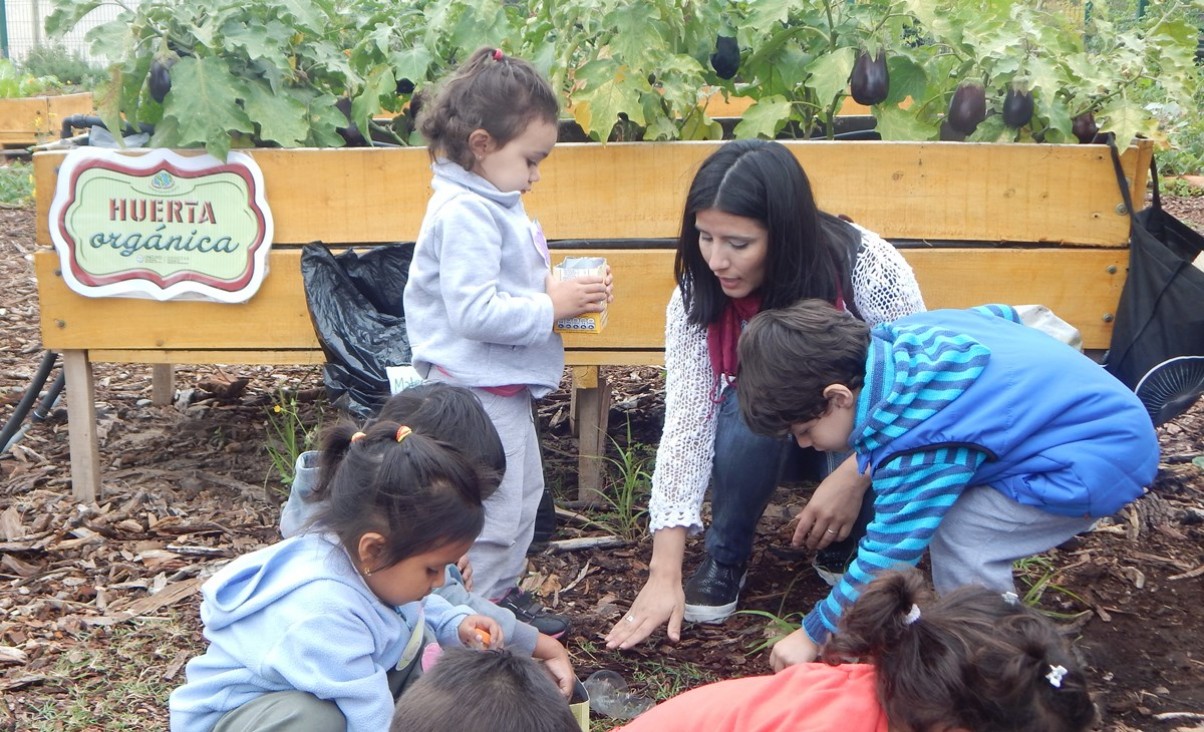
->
<box><xmin>32</xmin><ymin>140</ymin><xmax>1153</xmax><ymax>502</ymax></box>
<box><xmin>0</xmin><ymin>92</ymin><xmax>94</xmax><ymax>148</ymax></box>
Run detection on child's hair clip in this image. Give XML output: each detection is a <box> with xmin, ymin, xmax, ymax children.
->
<box><xmin>396</xmin><ymin>425</ymin><xmax>413</xmax><ymax>443</ymax></box>
<box><xmin>1046</xmin><ymin>664</ymin><xmax>1068</xmax><ymax>688</ymax></box>
<box><xmin>903</xmin><ymin>603</ymin><xmax>922</xmax><ymax>625</ymax></box>
<box><xmin>351</xmin><ymin>431</ymin><xmax>367</xmax><ymax>443</ymax></box>
<box><xmin>492</xmin><ymin>49</ymin><xmax>504</xmax><ymax>62</ymax></box>
<box><xmin>1002</xmin><ymin>591</ymin><xmax>1020</xmax><ymax>606</ymax></box>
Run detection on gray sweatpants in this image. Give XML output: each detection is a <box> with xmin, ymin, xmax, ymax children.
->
<box><xmin>465</xmin><ymin>387</ymin><xmax>544</xmax><ymax>601</ymax></box>
<box><xmin>929</xmin><ymin>484</ymin><xmax>1097</xmax><ymax>594</ymax></box>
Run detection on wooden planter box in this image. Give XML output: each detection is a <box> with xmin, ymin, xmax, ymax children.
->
<box><xmin>31</xmin><ymin>139</ymin><xmax>1153</xmax><ymax>501</ymax></box>
<box><xmin>0</xmin><ymin>92</ymin><xmax>94</xmax><ymax>148</ymax></box>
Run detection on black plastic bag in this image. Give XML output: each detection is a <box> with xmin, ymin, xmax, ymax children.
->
<box><xmin>1104</xmin><ymin>147</ymin><xmax>1204</xmax><ymax>391</ymax></box>
<box><xmin>301</xmin><ymin>242</ymin><xmax>415</xmax><ymax>419</ymax></box>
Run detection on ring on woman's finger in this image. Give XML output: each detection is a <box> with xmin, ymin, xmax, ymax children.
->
<box><xmin>825</xmin><ymin>528</ymin><xmax>837</xmax><ymax>534</ymax></box>
<box><xmin>625</xmin><ymin>615</ymin><xmax>636</xmax><ymax>623</ymax></box>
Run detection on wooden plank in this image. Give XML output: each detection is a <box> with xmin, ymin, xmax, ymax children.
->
<box><xmin>38</xmin><ymin>245</ymin><xmax>1125</xmax><ymax>352</ymax></box>
<box><xmin>571</xmin><ymin>366</ymin><xmax>599</xmax><ymax>390</ymax></box>
<box><xmin>88</xmin><ymin>349</ymin><xmax>328</xmax><ymax>366</ymax></box>
<box><xmin>44</xmin><ymin>93</ymin><xmax>95</xmax><ymax>140</ymax></box>
<box><xmin>0</xmin><ymin>97</ymin><xmax>49</xmax><ymax>146</ymax></box>
<box><xmin>903</xmin><ymin>247</ymin><xmax>1126</xmax><ymax>347</ymax></box>
<box><xmin>62</xmin><ymin>350</ymin><xmax>100</xmax><ymax>502</ymax></box>
<box><xmin>0</xmin><ymin>93</ymin><xmax>92</xmax><ymax>146</ymax></box>
<box><xmin>36</xmin><ymin>247</ymin><xmax>675</xmax><ymax>352</ymax></box>
<box><xmin>33</xmin><ymin>141</ymin><xmax>1150</xmax><ymax>248</ymax></box>
<box><xmin>565</xmin><ymin>351</ymin><xmax>665</xmax><ymax>366</ymax></box>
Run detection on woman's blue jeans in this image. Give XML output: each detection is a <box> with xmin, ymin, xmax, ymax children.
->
<box><xmin>705</xmin><ymin>384</ymin><xmax>870</xmax><ymax>568</ymax></box>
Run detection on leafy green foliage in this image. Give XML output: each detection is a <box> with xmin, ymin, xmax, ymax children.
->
<box><xmin>0</xmin><ymin>163</ymin><xmax>35</xmax><ymax>206</ymax></box>
<box><xmin>0</xmin><ymin>59</ymin><xmax>64</xmax><ymax>98</ymax></box>
<box><xmin>594</xmin><ymin>428</ymin><xmax>653</xmax><ymax>542</ymax></box>
<box><xmin>19</xmin><ymin>44</ymin><xmax>107</xmax><ymax>88</ymax></box>
<box><xmin>45</xmin><ymin>0</ymin><xmax>1204</xmax><ymax>157</ymax></box>
<box><xmin>264</xmin><ymin>388</ymin><xmax>321</xmax><ymax>493</ymax></box>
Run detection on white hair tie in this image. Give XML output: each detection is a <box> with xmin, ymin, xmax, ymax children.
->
<box><xmin>903</xmin><ymin>604</ymin><xmax>922</xmax><ymax>625</ymax></box>
<box><xmin>1046</xmin><ymin>664</ymin><xmax>1068</xmax><ymax>688</ymax></box>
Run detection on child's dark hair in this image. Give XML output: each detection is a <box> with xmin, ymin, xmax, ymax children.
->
<box><xmin>418</xmin><ymin>47</ymin><xmax>560</xmax><ymax>170</ymax></box>
<box><xmin>389</xmin><ymin>648</ymin><xmax>580</xmax><ymax>732</ymax></box>
<box><xmin>737</xmin><ymin>298</ymin><xmax>870</xmax><ymax>435</ymax></box>
<box><xmin>823</xmin><ymin>568</ymin><xmax>1096</xmax><ymax>732</ymax></box>
<box><xmin>376</xmin><ymin>383</ymin><xmax>506</xmax><ymax>496</ymax></box>
<box><xmin>308</xmin><ymin>420</ymin><xmax>485</xmax><ymax>570</ymax></box>
<box><xmin>674</xmin><ymin>138</ymin><xmax>864</xmax><ymax>327</ymax></box>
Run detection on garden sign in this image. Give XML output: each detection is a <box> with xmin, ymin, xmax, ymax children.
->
<box><xmin>48</xmin><ymin>147</ymin><xmax>272</xmax><ymax>303</ymax></box>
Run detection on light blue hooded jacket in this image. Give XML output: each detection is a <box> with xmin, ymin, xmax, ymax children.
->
<box><xmin>279</xmin><ymin>450</ymin><xmax>540</xmax><ymax>655</ymax></box>
<box><xmin>168</xmin><ymin>532</ymin><xmax>472</xmax><ymax>732</ymax></box>
<box><xmin>403</xmin><ymin>160</ymin><xmax>563</xmax><ymax>397</ymax></box>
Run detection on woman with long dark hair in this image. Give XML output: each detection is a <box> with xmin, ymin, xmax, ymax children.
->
<box><xmin>606</xmin><ymin>139</ymin><xmax>925</xmax><ymax>649</ymax></box>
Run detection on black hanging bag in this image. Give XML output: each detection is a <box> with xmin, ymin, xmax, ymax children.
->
<box><xmin>1103</xmin><ymin>145</ymin><xmax>1204</xmax><ymax>410</ymax></box>
<box><xmin>300</xmin><ymin>242</ymin><xmax>415</xmax><ymax>419</ymax></box>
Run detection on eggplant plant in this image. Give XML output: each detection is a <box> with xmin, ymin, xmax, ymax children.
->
<box><xmin>45</xmin><ymin>0</ymin><xmax>1204</xmax><ymax>157</ymax></box>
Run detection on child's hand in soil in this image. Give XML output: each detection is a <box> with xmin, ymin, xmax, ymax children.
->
<box><xmin>533</xmin><ymin>633</ymin><xmax>575</xmax><ymax>698</ymax></box>
<box><xmin>769</xmin><ymin>628</ymin><xmax>819</xmax><ymax>672</ymax></box>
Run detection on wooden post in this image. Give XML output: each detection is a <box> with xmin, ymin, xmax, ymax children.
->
<box><xmin>62</xmin><ymin>350</ymin><xmax>100</xmax><ymax>503</ymax></box>
<box><xmin>570</xmin><ymin>366</ymin><xmax>611</xmax><ymax>505</ymax></box>
<box><xmin>151</xmin><ymin>363</ymin><xmax>174</xmax><ymax>406</ymax></box>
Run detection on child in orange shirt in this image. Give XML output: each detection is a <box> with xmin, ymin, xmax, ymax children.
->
<box><xmin>615</xmin><ymin>567</ymin><xmax>1095</xmax><ymax>732</ymax></box>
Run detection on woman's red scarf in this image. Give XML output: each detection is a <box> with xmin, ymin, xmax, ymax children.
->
<box><xmin>706</xmin><ymin>285</ymin><xmax>846</xmax><ymax>394</ymax></box>
<box><xmin>706</xmin><ymin>293</ymin><xmax>763</xmax><ymax>384</ymax></box>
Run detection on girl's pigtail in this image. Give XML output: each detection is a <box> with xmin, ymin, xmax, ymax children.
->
<box><xmin>823</xmin><ymin>568</ymin><xmax>932</xmax><ymax>664</ymax></box>
<box><xmin>311</xmin><ymin>421</ymin><xmax>362</xmax><ymax>502</ymax></box>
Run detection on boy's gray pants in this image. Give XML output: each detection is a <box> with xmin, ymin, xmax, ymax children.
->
<box><xmin>929</xmin><ymin>484</ymin><xmax>1098</xmax><ymax>594</ymax></box>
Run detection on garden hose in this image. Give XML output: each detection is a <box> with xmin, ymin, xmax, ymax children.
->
<box><xmin>0</xmin><ymin>351</ymin><xmax>58</xmax><ymax>455</ymax></box>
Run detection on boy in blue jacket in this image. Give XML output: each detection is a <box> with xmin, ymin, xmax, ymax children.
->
<box><xmin>736</xmin><ymin>299</ymin><xmax>1159</xmax><ymax>670</ymax></box>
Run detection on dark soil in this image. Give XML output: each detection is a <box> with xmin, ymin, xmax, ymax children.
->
<box><xmin>2</xmin><ymin>196</ymin><xmax>1203</xmax><ymax>731</ymax></box>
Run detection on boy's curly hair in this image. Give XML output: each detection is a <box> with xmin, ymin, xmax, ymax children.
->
<box><xmin>737</xmin><ymin>298</ymin><xmax>870</xmax><ymax>436</ymax></box>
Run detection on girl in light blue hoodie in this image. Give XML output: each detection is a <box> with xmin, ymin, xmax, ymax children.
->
<box><xmin>169</xmin><ymin>421</ymin><xmax>502</xmax><ymax>732</ymax></box>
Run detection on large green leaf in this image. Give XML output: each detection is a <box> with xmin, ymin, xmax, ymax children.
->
<box><xmin>804</xmin><ymin>47</ymin><xmax>856</xmax><ymax>112</ymax></box>
<box><xmin>572</xmin><ymin>69</ymin><xmax>647</xmax><ymax>139</ymax></box>
<box><xmin>301</xmin><ymin>91</ymin><xmax>348</xmax><ymax>147</ymax></box>
<box><xmin>241</xmin><ymin>80</ymin><xmax>311</xmax><ymax>147</ymax></box>
<box><xmin>606</xmin><ymin>4</ymin><xmax>668</xmax><ymax>66</ymax></box>
<box><xmin>1098</xmin><ymin>100</ymin><xmax>1153</xmax><ymax>152</ymax></box>
<box><xmin>161</xmin><ymin>56</ymin><xmax>255</xmax><ymax>159</ymax></box>
<box><xmin>874</xmin><ymin>103</ymin><xmax>936</xmax><ymax>142</ymax></box>
<box><xmin>745</xmin><ymin>0</ymin><xmax>796</xmax><ymax>33</ymax></box>
<box><xmin>280</xmin><ymin>0</ymin><xmax>330</xmax><ymax>35</ymax></box>
<box><xmin>221</xmin><ymin>18</ymin><xmax>294</xmax><ymax>68</ymax></box>
<box><xmin>389</xmin><ymin>47</ymin><xmax>436</xmax><ymax>86</ymax></box>
<box><xmin>45</xmin><ymin>0</ymin><xmax>105</xmax><ymax>39</ymax></box>
<box><xmin>732</xmin><ymin>96</ymin><xmax>791</xmax><ymax>140</ymax></box>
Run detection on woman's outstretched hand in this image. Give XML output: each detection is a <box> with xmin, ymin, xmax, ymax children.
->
<box><xmin>604</xmin><ymin>574</ymin><xmax>684</xmax><ymax>650</ymax></box>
